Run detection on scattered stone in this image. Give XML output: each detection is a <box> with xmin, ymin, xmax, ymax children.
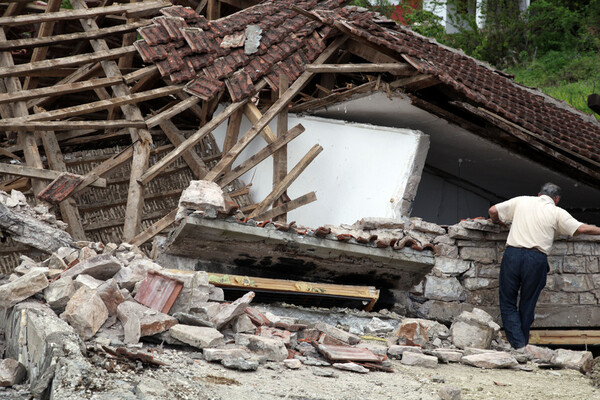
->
<box><xmin>232</xmin><ymin>314</ymin><xmax>256</xmax><ymax>333</ymax></box>
<box><xmin>0</xmin><ymin>269</ymin><xmax>49</xmax><ymax>308</ymax></box>
<box><xmin>169</xmin><ymin>325</ymin><xmax>224</xmax><ymax>349</ymax></box>
<box><xmin>312</xmin><ymin>368</ymin><xmax>337</xmax><ymax>378</ymax></box>
<box><xmin>123</xmin><ymin>314</ymin><xmax>141</xmax><ymax>345</ymax></box>
<box><xmin>461</xmin><ymin>352</ymin><xmax>518</xmax><ymax>369</ymax></box>
<box><xmin>388</xmin><ymin>345</ymin><xmax>423</xmax><ymax>359</ymax></box>
<box><xmin>315</xmin><ymin>322</ymin><xmax>360</xmax><ymax>345</ymax></box>
<box><xmin>524</xmin><ymin>345</ymin><xmax>555</xmax><ymax>363</ymax></box>
<box><xmin>400</xmin><ymin>352</ymin><xmax>438</xmax><ymax>368</ymax></box>
<box><xmin>113</xmin><ymin>258</ymin><xmax>161</xmax><ymax>292</ymax></box>
<box><xmin>79</xmin><ymin>246</ymin><xmax>98</xmax><ymax>261</ymax></box>
<box><xmin>332</xmin><ymin>362</ymin><xmax>369</xmax><ymax>373</ymax></box>
<box><xmin>96</xmin><ymin>279</ymin><xmax>125</xmax><ymax>315</ymax></box>
<box><xmin>204</xmin><ymin>348</ymin><xmax>251</xmax><ymax>362</ymax></box>
<box><xmin>60</xmin><ymin>254</ymin><xmax>122</xmax><ymax>281</ymax></box>
<box><xmin>439</xmin><ymin>385</ymin><xmax>461</xmax><ymax>400</ymax></box>
<box><xmin>117</xmin><ymin>301</ymin><xmax>178</xmax><ymax>337</ymax></box>
<box><xmin>450</xmin><ymin>308</ymin><xmax>500</xmax><ymax>349</ymax></box>
<box><xmin>365</xmin><ymin>317</ymin><xmax>394</xmax><ymax>334</ymax></box>
<box><xmin>43</xmin><ymin>276</ymin><xmax>75</xmax><ymax>311</ymax></box>
<box><xmin>135</xmin><ymin>376</ymin><xmax>169</xmax><ymax>398</ymax></box>
<box><xmin>393</xmin><ymin>318</ymin><xmax>449</xmax><ymax>346</ymax></box>
<box><xmin>551</xmin><ymin>349</ymin><xmax>594</xmax><ymax>373</ymax></box>
<box><xmin>284</xmin><ymin>359</ymin><xmax>302</xmax><ymax>369</ymax></box>
<box><xmin>0</xmin><ymin>359</ymin><xmax>26</xmax><ymax>387</ymax></box>
<box><xmin>209</xmin><ymin>286</ymin><xmax>225</xmax><ymax>302</ymax></box>
<box><xmin>173</xmin><ymin>312</ymin><xmax>216</xmax><ymax>328</ymax></box>
<box><xmin>61</xmin><ymin>286</ymin><xmax>109</xmax><ymax>340</ymax></box>
<box><xmin>432</xmin><ymin>349</ymin><xmax>463</xmax><ymax>363</ymax></box>
<box><xmin>179</xmin><ymin>180</ymin><xmax>226</xmax><ymax>212</ymax></box>
<box><xmin>221</xmin><ymin>358</ymin><xmax>259</xmax><ymax>371</ymax></box>
<box><xmin>74</xmin><ymin>274</ymin><xmax>104</xmax><ymax>290</ymax></box>
<box><xmin>211</xmin><ymin>291</ymin><xmax>255</xmax><ymax>329</ymax></box>
<box><xmin>235</xmin><ymin>333</ymin><xmax>288</xmax><ymax>362</ymax></box>
<box><xmin>47</xmin><ymin>253</ymin><xmax>68</xmax><ymax>270</ymax></box>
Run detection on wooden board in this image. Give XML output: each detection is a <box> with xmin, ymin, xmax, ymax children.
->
<box><xmin>528</xmin><ymin>329</ymin><xmax>600</xmax><ymax>345</ymax></box>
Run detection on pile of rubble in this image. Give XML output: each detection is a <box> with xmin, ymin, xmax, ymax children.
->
<box><xmin>0</xmin><ymin>238</ymin><xmax>596</xmax><ymax>398</ymax></box>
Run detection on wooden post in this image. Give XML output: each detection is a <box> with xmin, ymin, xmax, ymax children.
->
<box><xmin>207</xmin><ymin>0</ymin><xmax>220</xmax><ymax>20</ymax></box>
<box><xmin>273</xmin><ymin>74</ymin><xmax>289</xmax><ymax>222</ymax></box>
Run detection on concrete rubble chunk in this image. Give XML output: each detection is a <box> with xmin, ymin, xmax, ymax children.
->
<box><xmin>179</xmin><ymin>180</ymin><xmax>226</xmax><ymax>212</ymax></box>
<box><xmin>96</xmin><ymin>278</ymin><xmax>126</xmax><ymax>315</ymax></box>
<box><xmin>222</xmin><ymin>358</ymin><xmax>259</xmax><ymax>371</ymax></box>
<box><xmin>461</xmin><ymin>352</ymin><xmax>518</xmax><ymax>369</ymax></box>
<box><xmin>61</xmin><ymin>285</ymin><xmax>109</xmax><ymax>340</ymax></box>
<box><xmin>169</xmin><ymin>324</ymin><xmax>224</xmax><ymax>349</ymax></box>
<box><xmin>332</xmin><ymin>362</ymin><xmax>369</xmax><ymax>373</ymax></box>
<box><xmin>47</xmin><ymin>253</ymin><xmax>68</xmax><ymax>270</ymax></box>
<box><xmin>432</xmin><ymin>349</ymin><xmax>463</xmax><ymax>363</ymax></box>
<box><xmin>450</xmin><ymin>308</ymin><xmax>499</xmax><ymax>349</ymax></box>
<box><xmin>173</xmin><ymin>312</ymin><xmax>216</xmax><ymax>328</ymax></box>
<box><xmin>123</xmin><ymin>314</ymin><xmax>141</xmax><ymax>345</ymax></box>
<box><xmin>232</xmin><ymin>314</ymin><xmax>256</xmax><ymax>333</ymax></box>
<box><xmin>365</xmin><ymin>317</ymin><xmax>394</xmax><ymax>334</ymax></box>
<box><xmin>60</xmin><ymin>253</ymin><xmax>122</xmax><ymax>281</ymax></box>
<box><xmin>439</xmin><ymin>385</ymin><xmax>462</xmax><ymax>400</ymax></box>
<box><xmin>211</xmin><ymin>291</ymin><xmax>255</xmax><ymax>329</ymax></box>
<box><xmin>159</xmin><ymin>270</ymin><xmax>211</xmax><ymax>315</ymax></box>
<box><xmin>551</xmin><ymin>349</ymin><xmax>594</xmax><ymax>373</ymax></box>
<box><xmin>235</xmin><ymin>333</ymin><xmax>288</xmax><ymax>362</ymax></box>
<box><xmin>524</xmin><ymin>345</ymin><xmax>555</xmax><ymax>363</ymax></box>
<box><xmin>113</xmin><ymin>258</ymin><xmax>162</xmax><ymax>291</ymax></box>
<box><xmin>204</xmin><ymin>348</ymin><xmax>251</xmax><ymax>362</ymax></box>
<box><xmin>0</xmin><ymin>359</ymin><xmax>26</xmax><ymax>387</ymax></box>
<box><xmin>388</xmin><ymin>345</ymin><xmax>423</xmax><ymax>359</ymax></box>
<box><xmin>0</xmin><ymin>269</ymin><xmax>49</xmax><ymax>308</ymax></box>
<box><xmin>312</xmin><ymin>368</ymin><xmax>337</xmax><ymax>378</ymax></box>
<box><xmin>74</xmin><ymin>274</ymin><xmax>104</xmax><ymax>290</ymax></box>
<box><xmin>315</xmin><ymin>322</ymin><xmax>360</xmax><ymax>345</ymax></box>
<box><xmin>79</xmin><ymin>246</ymin><xmax>98</xmax><ymax>261</ymax></box>
<box><xmin>43</xmin><ymin>276</ymin><xmax>75</xmax><ymax>311</ymax></box>
<box><xmin>117</xmin><ymin>300</ymin><xmax>178</xmax><ymax>337</ymax></box>
<box><xmin>401</xmin><ymin>352</ymin><xmax>438</xmax><ymax>368</ymax></box>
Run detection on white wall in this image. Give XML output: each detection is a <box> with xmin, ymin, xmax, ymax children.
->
<box><xmin>211</xmin><ymin>113</ymin><xmax>425</xmax><ymax>228</ymax></box>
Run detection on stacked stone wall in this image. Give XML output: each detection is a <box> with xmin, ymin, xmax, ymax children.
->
<box><xmin>406</xmin><ymin>219</ymin><xmax>600</xmax><ymax>328</ymax></box>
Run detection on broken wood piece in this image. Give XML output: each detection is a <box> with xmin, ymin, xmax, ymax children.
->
<box><xmin>36</xmin><ymin>173</ymin><xmax>84</xmax><ymax>204</ymax></box>
<box><xmin>128</xmin><ymin>208</ymin><xmax>178</xmax><ymax>247</ymax></box>
<box><xmin>71</xmin><ymin>145</ymin><xmax>134</xmax><ymax>196</ymax></box>
<box><xmin>134</xmin><ymin>271</ymin><xmax>184</xmax><ymax>314</ymax></box>
<box><xmin>216</xmin><ymin>124</ymin><xmax>305</xmax><ymax>187</ymax></box>
<box><xmin>243</xmin><ymin>103</ymin><xmax>277</xmax><ymax>143</ymax></box>
<box><xmin>529</xmin><ymin>329</ymin><xmax>600</xmax><ymax>345</ymax></box>
<box><xmin>249</xmin><ymin>144</ymin><xmax>323</xmax><ymax>219</ymax></box>
<box><xmin>0</xmin><ymin>46</ymin><xmax>137</xmax><ymax>79</ymax></box>
<box><xmin>0</xmin><ymin>1</ymin><xmax>170</xmax><ymax>27</ymax></box>
<box><xmin>0</xmin><ymin>120</ymin><xmax>146</xmax><ymax>131</ymax></box>
<box><xmin>389</xmin><ymin>74</ymin><xmax>439</xmax><ymax>91</ymax></box>
<box><xmin>146</xmin><ymin>96</ymin><xmax>201</xmax><ymax>128</ymax></box>
<box><xmin>159</xmin><ymin>120</ymin><xmax>210</xmax><ymax>179</ymax></box>
<box><xmin>208</xmin><ymin>272</ymin><xmax>380</xmax><ymax>310</ymax></box>
<box><xmin>204</xmin><ymin>36</ymin><xmax>347</xmax><ymax>181</ymax></box>
<box><xmin>252</xmin><ymin>191</ymin><xmax>316</xmax><ymax>221</ymax></box>
<box><xmin>290</xmin><ymin>80</ymin><xmax>377</xmax><ymax>113</ymax></box>
<box><xmin>0</xmin><ymin>162</ymin><xmax>106</xmax><ymax>187</ymax></box>
<box><xmin>305</xmin><ymin>63</ymin><xmax>414</xmax><ymax>74</ymax></box>
<box><xmin>273</xmin><ymin>73</ymin><xmax>289</xmax><ymax>222</ymax></box>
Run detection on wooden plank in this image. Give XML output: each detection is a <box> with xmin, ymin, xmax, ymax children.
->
<box><xmin>123</xmin><ymin>65</ymin><xmax>159</xmax><ymax>85</ymax></box>
<box><xmin>72</xmin><ymin>0</ymin><xmax>153</xmax><ymax>241</ymax></box>
<box><xmin>0</xmin><ymin>26</ymin><xmax>45</xmax><ymax>195</ymax></box>
<box><xmin>0</xmin><ymin>1</ymin><xmax>169</xmax><ymax>26</ymax></box>
<box><xmin>243</xmin><ymin>103</ymin><xmax>276</xmax><ymax>143</ymax></box>
<box><xmin>290</xmin><ymin>80</ymin><xmax>377</xmax><ymax>113</ymax></box>
<box><xmin>222</xmin><ymin>108</ymin><xmax>243</xmax><ymax>172</ymax></box>
<box><xmin>146</xmin><ymin>96</ymin><xmax>201</xmax><ymax>128</ymax></box>
<box><xmin>216</xmin><ymin>124</ymin><xmax>305</xmax><ymax>187</ymax></box>
<box><xmin>389</xmin><ymin>74</ymin><xmax>439</xmax><ymax>90</ymax></box>
<box><xmin>0</xmin><ymin>163</ymin><xmax>106</xmax><ymax>187</ymax></box>
<box><xmin>529</xmin><ymin>329</ymin><xmax>600</xmax><ymax>345</ymax></box>
<box><xmin>159</xmin><ymin>119</ymin><xmax>210</xmax><ymax>179</ymax></box>
<box><xmin>249</xmin><ymin>144</ymin><xmax>322</xmax><ymax>219</ymax></box>
<box><xmin>40</xmin><ymin>129</ymin><xmax>87</xmax><ymax>240</ymax></box>
<box><xmin>128</xmin><ymin>209</ymin><xmax>178</xmax><ymax>246</ymax></box>
<box><xmin>71</xmin><ymin>145</ymin><xmax>135</xmax><ymax>196</ymax></box>
<box><xmin>139</xmin><ymin>96</ymin><xmax>252</xmax><ymax>185</ymax></box>
<box><xmin>273</xmin><ymin>73</ymin><xmax>289</xmax><ymax>222</ymax></box>
<box><xmin>206</xmin><ymin>0</ymin><xmax>220</xmax><ymax>20</ymax></box>
<box><xmin>305</xmin><ymin>63</ymin><xmax>414</xmax><ymax>74</ymax></box>
<box><xmin>0</xmin><ymin>120</ymin><xmax>146</xmax><ymax>131</ymax></box>
<box><xmin>345</xmin><ymin>39</ymin><xmax>401</xmax><ymax>64</ymax></box>
<box><xmin>0</xmin><ymin>20</ymin><xmax>151</xmax><ymax>51</ymax></box>
<box><xmin>205</xmin><ymin>36</ymin><xmax>347</xmax><ymax>182</ymax></box>
<box><xmin>23</xmin><ymin>0</ymin><xmax>62</xmax><ymax>91</ymax></box>
<box><xmin>7</xmin><ymin>85</ymin><xmax>183</xmax><ymax>122</ymax></box>
<box><xmin>253</xmin><ymin>191</ymin><xmax>316</xmax><ymax>221</ymax></box>
<box><xmin>119</xmin><ymin>0</ymin><xmax>141</xmax><ymax>69</ymax></box>
<box><xmin>0</xmin><ymin>46</ymin><xmax>137</xmax><ymax>78</ymax></box>
<box><xmin>208</xmin><ymin>272</ymin><xmax>379</xmax><ymax>304</ymax></box>
<box><xmin>0</xmin><ymin>77</ymin><xmax>122</xmax><ymax>105</ymax></box>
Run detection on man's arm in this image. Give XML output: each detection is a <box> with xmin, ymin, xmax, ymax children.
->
<box><xmin>574</xmin><ymin>224</ymin><xmax>600</xmax><ymax>236</ymax></box>
<box><xmin>488</xmin><ymin>205</ymin><xmax>508</xmax><ymax>227</ymax></box>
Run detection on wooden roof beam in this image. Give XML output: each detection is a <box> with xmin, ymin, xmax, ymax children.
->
<box><xmin>305</xmin><ymin>62</ymin><xmax>414</xmax><ymax>75</ymax></box>
<box><xmin>0</xmin><ymin>162</ymin><xmax>106</xmax><ymax>187</ymax></box>
<box><xmin>0</xmin><ymin>120</ymin><xmax>146</xmax><ymax>131</ymax></box>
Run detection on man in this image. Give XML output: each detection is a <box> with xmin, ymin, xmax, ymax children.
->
<box><xmin>488</xmin><ymin>182</ymin><xmax>600</xmax><ymax>350</ymax></box>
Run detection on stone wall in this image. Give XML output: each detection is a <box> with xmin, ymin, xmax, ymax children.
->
<box><xmin>404</xmin><ymin>218</ymin><xmax>600</xmax><ymax>328</ymax></box>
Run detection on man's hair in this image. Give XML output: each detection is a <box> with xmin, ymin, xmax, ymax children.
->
<box><xmin>540</xmin><ymin>182</ymin><xmax>561</xmax><ymax>199</ymax></box>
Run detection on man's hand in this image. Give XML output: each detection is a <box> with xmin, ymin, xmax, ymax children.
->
<box><xmin>488</xmin><ymin>205</ymin><xmax>508</xmax><ymax>227</ymax></box>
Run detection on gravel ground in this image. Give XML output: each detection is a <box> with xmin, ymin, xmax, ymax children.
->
<box><xmin>3</xmin><ymin>343</ymin><xmax>598</xmax><ymax>400</ymax></box>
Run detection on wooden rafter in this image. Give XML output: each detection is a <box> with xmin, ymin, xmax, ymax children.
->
<box><xmin>253</xmin><ymin>191</ymin><xmax>316</xmax><ymax>221</ymax></box>
<box><xmin>0</xmin><ymin>162</ymin><xmax>106</xmax><ymax>187</ymax></box>
<box><xmin>273</xmin><ymin>73</ymin><xmax>289</xmax><ymax>222</ymax></box>
<box><xmin>305</xmin><ymin>63</ymin><xmax>415</xmax><ymax>74</ymax></box>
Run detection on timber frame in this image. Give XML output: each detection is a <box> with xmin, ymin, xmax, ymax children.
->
<box><xmin>0</xmin><ymin>0</ymin><xmax>599</xmax><ymax>272</ymax></box>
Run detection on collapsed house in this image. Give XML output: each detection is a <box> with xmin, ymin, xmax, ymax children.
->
<box><xmin>0</xmin><ymin>0</ymin><xmax>600</xmax><ymax>343</ymax></box>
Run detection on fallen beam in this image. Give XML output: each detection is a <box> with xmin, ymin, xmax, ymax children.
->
<box><xmin>305</xmin><ymin>63</ymin><xmax>414</xmax><ymax>74</ymax></box>
<box><xmin>253</xmin><ymin>191</ymin><xmax>317</xmax><ymax>221</ymax></box>
<box><xmin>0</xmin><ymin>163</ymin><xmax>106</xmax><ymax>187</ymax></box>
<box><xmin>0</xmin><ymin>120</ymin><xmax>146</xmax><ymax>131</ymax></box>
<box><xmin>529</xmin><ymin>329</ymin><xmax>600</xmax><ymax>345</ymax></box>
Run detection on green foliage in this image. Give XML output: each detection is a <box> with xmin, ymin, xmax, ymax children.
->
<box><xmin>402</xmin><ymin>7</ymin><xmax>446</xmax><ymax>38</ymax></box>
<box><xmin>61</xmin><ymin>0</ymin><xmax>72</xmax><ymax>9</ymax></box>
<box><xmin>349</xmin><ymin>0</ymin><xmax>395</xmax><ymax>18</ymax></box>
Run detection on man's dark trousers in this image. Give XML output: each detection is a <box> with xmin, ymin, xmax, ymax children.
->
<box><xmin>499</xmin><ymin>246</ymin><xmax>548</xmax><ymax>349</ymax></box>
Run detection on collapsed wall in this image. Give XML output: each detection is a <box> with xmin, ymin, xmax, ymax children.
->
<box><xmin>406</xmin><ymin>218</ymin><xmax>600</xmax><ymax>328</ymax></box>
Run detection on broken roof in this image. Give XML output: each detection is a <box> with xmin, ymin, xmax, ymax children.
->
<box><xmin>136</xmin><ymin>1</ymin><xmax>600</xmax><ymax>184</ymax></box>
